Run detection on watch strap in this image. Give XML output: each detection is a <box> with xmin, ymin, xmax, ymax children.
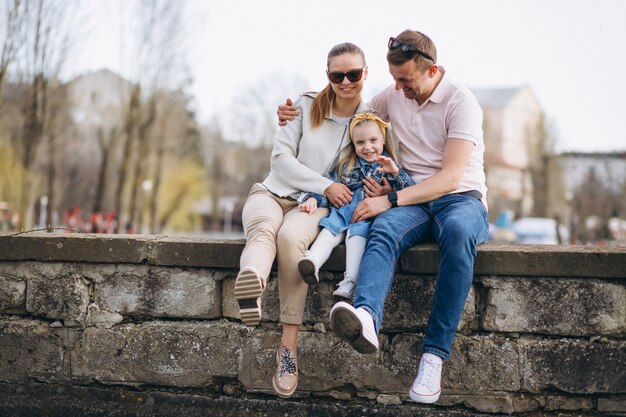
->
<box><xmin>388</xmin><ymin>191</ymin><xmax>398</xmax><ymax>208</ymax></box>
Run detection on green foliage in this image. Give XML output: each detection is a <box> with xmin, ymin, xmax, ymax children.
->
<box><xmin>157</xmin><ymin>157</ymin><xmax>209</xmax><ymax>233</ymax></box>
<box><xmin>0</xmin><ymin>141</ymin><xmax>24</xmax><ymax>207</ymax></box>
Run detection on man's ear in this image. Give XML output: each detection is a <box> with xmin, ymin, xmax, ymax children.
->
<box><xmin>428</xmin><ymin>65</ymin><xmax>438</xmax><ymax>78</ymax></box>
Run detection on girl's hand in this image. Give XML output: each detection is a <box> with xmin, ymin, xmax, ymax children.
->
<box><xmin>299</xmin><ymin>197</ymin><xmax>318</xmax><ymax>214</ymax></box>
<box><xmin>376</xmin><ymin>155</ymin><xmax>400</xmax><ymax>177</ymax></box>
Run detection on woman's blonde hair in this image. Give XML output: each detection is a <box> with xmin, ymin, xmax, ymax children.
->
<box><xmin>310</xmin><ymin>42</ymin><xmax>365</xmax><ymax>128</ymax></box>
<box><xmin>336</xmin><ymin>112</ymin><xmax>400</xmax><ymax>182</ymax></box>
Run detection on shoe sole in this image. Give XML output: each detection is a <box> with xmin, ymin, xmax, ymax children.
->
<box><xmin>272</xmin><ymin>376</ymin><xmax>297</xmax><ymax>398</ymax></box>
<box><xmin>332</xmin><ymin>289</ymin><xmax>353</xmax><ymax>301</ymax></box>
<box><xmin>409</xmin><ymin>387</ymin><xmax>441</xmax><ymax>404</ymax></box>
<box><xmin>297</xmin><ymin>259</ymin><xmax>318</xmax><ymax>285</ymax></box>
<box><xmin>330</xmin><ymin>305</ymin><xmax>377</xmax><ymax>354</ymax></box>
<box><xmin>234</xmin><ymin>269</ymin><xmax>263</xmax><ymax>326</ymax></box>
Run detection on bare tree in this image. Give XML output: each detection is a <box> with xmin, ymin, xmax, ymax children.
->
<box><xmin>114</xmin><ymin>0</ymin><xmax>190</xmax><ymax>233</ymax></box>
<box><xmin>527</xmin><ymin>114</ymin><xmax>560</xmax><ymax>218</ymax></box>
<box><xmin>9</xmin><ymin>0</ymin><xmax>76</xmax><ymax>229</ymax></box>
<box><xmin>224</xmin><ymin>73</ymin><xmax>309</xmax><ymax>148</ymax></box>
<box><xmin>93</xmin><ymin>126</ymin><xmax>119</xmax><ymax>213</ymax></box>
<box><xmin>572</xmin><ymin>168</ymin><xmax>615</xmax><ymax>243</ymax></box>
<box><xmin>0</xmin><ymin>0</ymin><xmax>25</xmax><ymax>109</ymax></box>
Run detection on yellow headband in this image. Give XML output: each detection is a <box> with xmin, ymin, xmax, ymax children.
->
<box><xmin>349</xmin><ymin>112</ymin><xmax>389</xmax><ymax>141</ymax></box>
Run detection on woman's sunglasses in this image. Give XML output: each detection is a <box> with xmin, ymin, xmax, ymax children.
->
<box><xmin>388</xmin><ymin>37</ymin><xmax>434</xmax><ymax>62</ymax></box>
<box><xmin>327</xmin><ymin>67</ymin><xmax>365</xmax><ymax>84</ymax></box>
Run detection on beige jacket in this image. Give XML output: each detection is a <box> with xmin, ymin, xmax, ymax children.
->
<box><xmin>262</xmin><ymin>93</ymin><xmax>371</xmax><ymax>198</ymax></box>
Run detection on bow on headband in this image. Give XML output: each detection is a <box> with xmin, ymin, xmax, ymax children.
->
<box><xmin>349</xmin><ymin>112</ymin><xmax>389</xmax><ymax>141</ymax></box>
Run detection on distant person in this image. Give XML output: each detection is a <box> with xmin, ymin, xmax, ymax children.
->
<box><xmin>235</xmin><ymin>42</ymin><xmax>372</xmax><ymax>398</ymax></box>
<box><xmin>278</xmin><ymin>30</ymin><xmax>488</xmax><ymax>404</ymax></box>
<box><xmin>296</xmin><ymin>112</ymin><xmax>414</xmax><ymax>300</ymax></box>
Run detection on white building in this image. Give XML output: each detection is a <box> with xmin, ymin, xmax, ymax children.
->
<box><xmin>473</xmin><ymin>86</ymin><xmax>544</xmax><ymax>220</ymax></box>
<box><xmin>559</xmin><ymin>152</ymin><xmax>626</xmax><ymax>193</ymax></box>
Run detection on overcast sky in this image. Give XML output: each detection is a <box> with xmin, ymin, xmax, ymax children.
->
<box><xmin>71</xmin><ymin>0</ymin><xmax>626</xmax><ymax>152</ymax></box>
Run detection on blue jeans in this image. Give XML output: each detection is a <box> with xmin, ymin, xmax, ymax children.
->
<box><xmin>353</xmin><ymin>193</ymin><xmax>489</xmax><ymax>360</ymax></box>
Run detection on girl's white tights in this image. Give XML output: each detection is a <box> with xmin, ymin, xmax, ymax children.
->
<box><xmin>307</xmin><ymin>228</ymin><xmax>366</xmax><ymax>279</ymax></box>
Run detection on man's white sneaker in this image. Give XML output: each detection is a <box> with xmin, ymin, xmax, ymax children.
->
<box><xmin>297</xmin><ymin>251</ymin><xmax>320</xmax><ymax>285</ymax></box>
<box><xmin>332</xmin><ymin>272</ymin><xmax>357</xmax><ymax>300</ymax></box>
<box><xmin>329</xmin><ymin>301</ymin><xmax>378</xmax><ymax>354</ymax></box>
<box><xmin>408</xmin><ymin>353</ymin><xmax>443</xmax><ymax>403</ymax></box>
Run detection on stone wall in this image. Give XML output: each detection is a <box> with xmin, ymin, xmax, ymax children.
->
<box><xmin>0</xmin><ymin>233</ymin><xmax>624</xmax><ymax>417</ymax></box>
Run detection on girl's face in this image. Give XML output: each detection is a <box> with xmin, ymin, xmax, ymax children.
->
<box><xmin>327</xmin><ymin>52</ymin><xmax>367</xmax><ymax>101</ymax></box>
<box><xmin>351</xmin><ymin>122</ymin><xmax>385</xmax><ymax>163</ymax></box>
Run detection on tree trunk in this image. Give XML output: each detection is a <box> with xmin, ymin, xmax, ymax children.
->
<box><xmin>128</xmin><ymin>97</ymin><xmax>156</xmax><ymax>232</ymax></box>
<box><xmin>114</xmin><ymin>85</ymin><xmax>140</xmax><ymax>233</ymax></box>
<box><xmin>149</xmin><ymin>123</ymin><xmax>166</xmax><ymax>234</ymax></box>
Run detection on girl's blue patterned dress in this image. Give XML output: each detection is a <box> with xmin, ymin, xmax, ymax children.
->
<box><xmin>302</xmin><ymin>153</ymin><xmax>414</xmax><ymax>238</ymax></box>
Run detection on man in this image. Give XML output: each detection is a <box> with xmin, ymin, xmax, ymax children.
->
<box><xmin>279</xmin><ymin>30</ymin><xmax>488</xmax><ymax>404</ymax></box>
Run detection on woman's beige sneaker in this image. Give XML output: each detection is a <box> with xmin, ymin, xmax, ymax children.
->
<box><xmin>234</xmin><ymin>266</ymin><xmax>265</xmax><ymax>326</ymax></box>
<box><xmin>272</xmin><ymin>345</ymin><xmax>298</xmax><ymax>398</ymax></box>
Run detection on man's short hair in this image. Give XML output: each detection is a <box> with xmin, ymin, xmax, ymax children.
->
<box><xmin>387</xmin><ymin>30</ymin><xmax>437</xmax><ymax>71</ymax></box>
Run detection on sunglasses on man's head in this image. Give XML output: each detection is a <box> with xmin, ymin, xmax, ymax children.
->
<box><xmin>388</xmin><ymin>37</ymin><xmax>434</xmax><ymax>62</ymax></box>
<box><xmin>327</xmin><ymin>67</ymin><xmax>365</xmax><ymax>84</ymax></box>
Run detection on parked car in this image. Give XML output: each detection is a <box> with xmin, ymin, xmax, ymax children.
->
<box><xmin>512</xmin><ymin>217</ymin><xmax>568</xmax><ymax>244</ymax></box>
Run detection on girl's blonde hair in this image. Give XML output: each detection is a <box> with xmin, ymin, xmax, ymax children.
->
<box><xmin>336</xmin><ymin>112</ymin><xmax>400</xmax><ymax>182</ymax></box>
<box><xmin>310</xmin><ymin>42</ymin><xmax>365</xmax><ymax>128</ymax></box>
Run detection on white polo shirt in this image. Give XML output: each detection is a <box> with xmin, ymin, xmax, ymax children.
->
<box><xmin>368</xmin><ymin>68</ymin><xmax>487</xmax><ymax>207</ymax></box>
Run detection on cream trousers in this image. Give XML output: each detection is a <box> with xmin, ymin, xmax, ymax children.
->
<box><xmin>240</xmin><ymin>184</ymin><xmax>328</xmax><ymax>325</ymax></box>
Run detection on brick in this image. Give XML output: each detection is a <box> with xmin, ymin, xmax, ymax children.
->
<box><xmin>481</xmin><ymin>277</ymin><xmax>626</xmax><ymax>336</ymax></box>
<box><xmin>0</xmin><ymin>233</ymin><xmax>150</xmax><ymax>263</ymax></box>
<box><xmin>0</xmin><ymin>274</ymin><xmax>25</xmax><ymax>312</ymax></box>
<box><xmin>545</xmin><ymin>395</ymin><xmax>593</xmax><ymax>411</ymax></box>
<box><xmin>0</xmin><ymin>318</ymin><xmax>68</xmax><ymax>381</ymax></box>
<box><xmin>598</xmin><ymin>397</ymin><xmax>626</xmax><ymax>413</ymax></box>
<box><xmin>149</xmin><ymin>237</ymin><xmax>244</xmax><ymax>268</ymax></box>
<box><xmin>439</xmin><ymin>393</ymin><xmax>514</xmax><ymax>414</ymax></box>
<box><xmin>94</xmin><ymin>265</ymin><xmax>221</xmax><ymax>319</ymax></box>
<box><xmin>474</xmin><ymin>244</ymin><xmax>626</xmax><ymax>278</ymax></box>
<box><xmin>385</xmin><ymin>334</ymin><xmax>520</xmax><ymax>392</ymax></box>
<box><xmin>400</xmin><ymin>244</ymin><xmax>626</xmax><ymax>278</ymax></box>
<box><xmin>521</xmin><ymin>338</ymin><xmax>626</xmax><ymax>394</ymax></box>
<box><xmin>223</xmin><ymin>273</ymin><xmax>338</xmax><ymax>325</ymax></box>
<box><xmin>241</xmin><ymin>328</ymin><xmax>383</xmax><ymax>393</ymax></box>
<box><xmin>71</xmin><ymin>321</ymin><xmax>244</xmax><ymax>387</ymax></box>
<box><xmin>26</xmin><ymin>266</ymin><xmax>90</xmax><ymax>323</ymax></box>
<box><xmin>512</xmin><ymin>395</ymin><xmax>543</xmax><ymax>412</ymax></box>
<box><xmin>382</xmin><ymin>274</ymin><xmax>475</xmax><ymax>332</ymax></box>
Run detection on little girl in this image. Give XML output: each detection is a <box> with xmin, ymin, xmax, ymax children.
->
<box><xmin>296</xmin><ymin>112</ymin><xmax>414</xmax><ymax>300</ymax></box>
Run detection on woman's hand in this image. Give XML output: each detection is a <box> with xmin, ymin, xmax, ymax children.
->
<box><xmin>299</xmin><ymin>197</ymin><xmax>318</xmax><ymax>214</ymax></box>
<box><xmin>324</xmin><ymin>183</ymin><xmax>353</xmax><ymax>208</ymax></box>
<box><xmin>363</xmin><ymin>176</ymin><xmax>392</xmax><ymax>197</ymax></box>
<box><xmin>277</xmin><ymin>98</ymin><xmax>299</xmax><ymax>126</ymax></box>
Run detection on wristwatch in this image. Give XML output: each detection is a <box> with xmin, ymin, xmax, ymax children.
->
<box><xmin>387</xmin><ymin>191</ymin><xmax>398</xmax><ymax>208</ymax></box>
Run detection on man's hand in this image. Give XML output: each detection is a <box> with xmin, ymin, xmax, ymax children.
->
<box><xmin>324</xmin><ymin>183</ymin><xmax>353</xmax><ymax>208</ymax></box>
<box><xmin>277</xmin><ymin>98</ymin><xmax>299</xmax><ymax>126</ymax></box>
<box><xmin>351</xmin><ymin>196</ymin><xmax>391</xmax><ymax>223</ymax></box>
<box><xmin>363</xmin><ymin>176</ymin><xmax>392</xmax><ymax>197</ymax></box>
<box><xmin>376</xmin><ymin>155</ymin><xmax>400</xmax><ymax>177</ymax></box>
<box><xmin>299</xmin><ymin>197</ymin><xmax>318</xmax><ymax>214</ymax></box>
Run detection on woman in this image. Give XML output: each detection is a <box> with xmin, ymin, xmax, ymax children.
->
<box><xmin>235</xmin><ymin>42</ymin><xmax>370</xmax><ymax>398</ymax></box>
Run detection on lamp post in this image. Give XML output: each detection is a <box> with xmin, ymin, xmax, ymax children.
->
<box><xmin>141</xmin><ymin>180</ymin><xmax>153</xmax><ymax>234</ymax></box>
